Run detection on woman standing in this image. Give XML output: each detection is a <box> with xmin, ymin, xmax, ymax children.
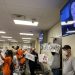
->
<box><xmin>0</xmin><ymin>50</ymin><xmax>12</xmax><ymax>75</ymax></box>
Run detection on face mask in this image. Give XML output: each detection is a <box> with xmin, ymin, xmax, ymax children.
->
<box><xmin>62</xmin><ymin>50</ymin><xmax>67</xmax><ymax>59</ymax></box>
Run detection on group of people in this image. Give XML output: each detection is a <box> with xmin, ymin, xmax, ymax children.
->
<box><xmin>0</xmin><ymin>44</ymin><xmax>75</xmax><ymax>75</ymax></box>
<box><xmin>50</xmin><ymin>45</ymin><xmax>75</xmax><ymax>75</ymax></box>
<box><xmin>0</xmin><ymin>46</ymin><xmax>38</xmax><ymax>75</ymax></box>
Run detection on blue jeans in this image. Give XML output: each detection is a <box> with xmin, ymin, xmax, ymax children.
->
<box><xmin>52</xmin><ymin>68</ymin><xmax>60</xmax><ymax>75</ymax></box>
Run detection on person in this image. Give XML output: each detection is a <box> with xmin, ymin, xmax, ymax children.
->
<box><xmin>16</xmin><ymin>48</ymin><xmax>26</xmax><ymax>75</ymax></box>
<box><xmin>15</xmin><ymin>46</ymin><xmax>19</xmax><ymax>51</ymax></box>
<box><xmin>8</xmin><ymin>50</ymin><xmax>14</xmax><ymax>75</ymax></box>
<box><xmin>62</xmin><ymin>45</ymin><xmax>75</xmax><ymax>75</ymax></box>
<box><xmin>29</xmin><ymin>48</ymin><xmax>38</xmax><ymax>75</ymax></box>
<box><xmin>50</xmin><ymin>50</ymin><xmax>60</xmax><ymax>75</ymax></box>
<box><xmin>0</xmin><ymin>50</ymin><xmax>13</xmax><ymax>75</ymax></box>
<box><xmin>62</xmin><ymin>0</ymin><xmax>75</xmax><ymax>35</ymax></box>
<box><xmin>11</xmin><ymin>46</ymin><xmax>16</xmax><ymax>54</ymax></box>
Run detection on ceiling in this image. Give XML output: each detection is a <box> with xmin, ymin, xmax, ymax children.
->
<box><xmin>0</xmin><ymin>0</ymin><xmax>67</xmax><ymax>43</ymax></box>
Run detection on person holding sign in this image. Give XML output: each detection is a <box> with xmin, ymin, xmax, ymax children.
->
<box><xmin>50</xmin><ymin>43</ymin><xmax>60</xmax><ymax>75</ymax></box>
<box><xmin>29</xmin><ymin>48</ymin><xmax>38</xmax><ymax>75</ymax></box>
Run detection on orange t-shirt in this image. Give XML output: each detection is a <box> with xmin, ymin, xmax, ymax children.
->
<box><xmin>2</xmin><ymin>56</ymin><xmax>12</xmax><ymax>75</ymax></box>
<box><xmin>17</xmin><ymin>49</ymin><xmax>26</xmax><ymax>64</ymax></box>
<box><xmin>20</xmin><ymin>57</ymin><xmax>26</xmax><ymax>64</ymax></box>
<box><xmin>17</xmin><ymin>49</ymin><xmax>24</xmax><ymax>59</ymax></box>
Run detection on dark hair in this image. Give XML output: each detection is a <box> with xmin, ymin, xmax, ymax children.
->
<box><xmin>5</xmin><ymin>50</ymin><xmax>13</xmax><ymax>58</ymax></box>
<box><xmin>53</xmin><ymin>38</ymin><xmax>57</xmax><ymax>43</ymax></box>
<box><xmin>16</xmin><ymin>46</ymin><xmax>19</xmax><ymax>50</ymax></box>
<box><xmin>62</xmin><ymin>45</ymin><xmax>71</xmax><ymax>50</ymax></box>
<box><xmin>12</xmin><ymin>46</ymin><xmax>14</xmax><ymax>49</ymax></box>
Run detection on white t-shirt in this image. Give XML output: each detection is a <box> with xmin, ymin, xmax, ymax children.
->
<box><xmin>13</xmin><ymin>55</ymin><xmax>19</xmax><ymax>69</ymax></box>
<box><xmin>63</xmin><ymin>57</ymin><xmax>75</xmax><ymax>75</ymax></box>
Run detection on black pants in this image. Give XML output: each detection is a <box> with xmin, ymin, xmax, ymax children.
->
<box><xmin>29</xmin><ymin>62</ymin><xmax>36</xmax><ymax>75</ymax></box>
<box><xmin>30</xmin><ymin>68</ymin><xmax>35</xmax><ymax>75</ymax></box>
<box><xmin>52</xmin><ymin>68</ymin><xmax>60</xmax><ymax>75</ymax></box>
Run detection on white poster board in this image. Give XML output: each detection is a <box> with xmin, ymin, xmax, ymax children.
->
<box><xmin>39</xmin><ymin>54</ymin><xmax>48</xmax><ymax>63</ymax></box>
<box><xmin>50</xmin><ymin>43</ymin><xmax>61</xmax><ymax>53</ymax></box>
<box><xmin>42</xmin><ymin>43</ymin><xmax>61</xmax><ymax>53</ymax></box>
<box><xmin>25</xmin><ymin>53</ymin><xmax>35</xmax><ymax>61</ymax></box>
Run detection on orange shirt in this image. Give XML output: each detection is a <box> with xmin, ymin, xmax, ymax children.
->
<box><xmin>17</xmin><ymin>49</ymin><xmax>26</xmax><ymax>64</ymax></box>
<box><xmin>2</xmin><ymin>56</ymin><xmax>12</xmax><ymax>75</ymax></box>
<box><xmin>17</xmin><ymin>49</ymin><xmax>24</xmax><ymax>59</ymax></box>
<box><xmin>20</xmin><ymin>57</ymin><xmax>26</xmax><ymax>64</ymax></box>
<box><xmin>17</xmin><ymin>49</ymin><xmax>24</xmax><ymax>55</ymax></box>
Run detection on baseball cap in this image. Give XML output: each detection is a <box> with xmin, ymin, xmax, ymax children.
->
<box><xmin>62</xmin><ymin>45</ymin><xmax>71</xmax><ymax>50</ymax></box>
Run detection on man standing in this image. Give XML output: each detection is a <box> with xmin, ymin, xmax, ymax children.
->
<box><xmin>50</xmin><ymin>43</ymin><xmax>61</xmax><ymax>75</ymax></box>
<box><xmin>29</xmin><ymin>48</ymin><xmax>38</xmax><ymax>75</ymax></box>
<box><xmin>50</xmin><ymin>50</ymin><xmax>60</xmax><ymax>75</ymax></box>
<box><xmin>62</xmin><ymin>45</ymin><xmax>75</xmax><ymax>75</ymax></box>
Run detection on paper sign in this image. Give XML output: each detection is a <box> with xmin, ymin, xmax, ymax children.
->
<box><xmin>39</xmin><ymin>54</ymin><xmax>48</xmax><ymax>63</ymax></box>
<box><xmin>25</xmin><ymin>53</ymin><xmax>35</xmax><ymax>61</ymax></box>
<box><xmin>42</xmin><ymin>43</ymin><xmax>61</xmax><ymax>53</ymax></box>
<box><xmin>50</xmin><ymin>43</ymin><xmax>61</xmax><ymax>53</ymax></box>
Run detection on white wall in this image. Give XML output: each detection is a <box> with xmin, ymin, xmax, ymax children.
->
<box><xmin>35</xmin><ymin>38</ymin><xmax>40</xmax><ymax>54</ymax></box>
<box><xmin>48</xmin><ymin>23</ymin><xmax>61</xmax><ymax>43</ymax></box>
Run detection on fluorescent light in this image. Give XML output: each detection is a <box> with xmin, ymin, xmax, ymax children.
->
<box><xmin>20</xmin><ymin>33</ymin><xmax>34</xmax><ymax>36</ymax></box>
<box><xmin>8</xmin><ymin>39</ymin><xmax>15</xmax><ymax>41</ymax></box>
<box><xmin>22</xmin><ymin>38</ymin><xmax>32</xmax><ymax>40</ymax></box>
<box><xmin>8</xmin><ymin>39</ymin><xmax>17</xmax><ymax>42</ymax></box>
<box><xmin>0</xmin><ymin>31</ymin><xmax>6</xmax><ymax>34</ymax></box>
<box><xmin>66</xmin><ymin>30</ymin><xmax>75</xmax><ymax>34</ymax></box>
<box><xmin>1</xmin><ymin>36</ymin><xmax>12</xmax><ymax>39</ymax></box>
<box><xmin>23</xmin><ymin>40</ymin><xmax>30</xmax><ymax>41</ymax></box>
<box><xmin>14</xmin><ymin>20</ymin><xmax>38</xmax><ymax>26</ymax></box>
<box><xmin>24</xmin><ymin>41</ymin><xmax>30</xmax><ymax>43</ymax></box>
<box><xmin>61</xmin><ymin>21</ymin><xmax>75</xmax><ymax>25</ymax></box>
<box><xmin>10</xmin><ymin>40</ymin><xmax>18</xmax><ymax>42</ymax></box>
<box><xmin>8</xmin><ymin>39</ymin><xmax>13</xmax><ymax>41</ymax></box>
<box><xmin>0</xmin><ymin>40</ymin><xmax>5</xmax><ymax>41</ymax></box>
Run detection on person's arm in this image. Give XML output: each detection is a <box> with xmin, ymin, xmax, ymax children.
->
<box><xmin>0</xmin><ymin>52</ymin><xmax>4</xmax><ymax>60</ymax></box>
<box><xmin>72</xmin><ymin>57</ymin><xmax>75</xmax><ymax>72</ymax></box>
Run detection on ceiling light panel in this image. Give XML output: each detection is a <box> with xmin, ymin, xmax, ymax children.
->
<box><xmin>1</xmin><ymin>36</ymin><xmax>12</xmax><ymax>39</ymax></box>
<box><xmin>20</xmin><ymin>33</ymin><xmax>34</xmax><ymax>36</ymax></box>
<box><xmin>0</xmin><ymin>40</ymin><xmax>5</xmax><ymax>41</ymax></box>
<box><xmin>22</xmin><ymin>38</ymin><xmax>32</xmax><ymax>40</ymax></box>
<box><xmin>8</xmin><ymin>39</ymin><xmax>17</xmax><ymax>42</ymax></box>
<box><xmin>14</xmin><ymin>20</ymin><xmax>38</xmax><ymax>26</ymax></box>
<box><xmin>23</xmin><ymin>40</ymin><xmax>30</xmax><ymax>42</ymax></box>
<box><xmin>24</xmin><ymin>41</ymin><xmax>31</xmax><ymax>43</ymax></box>
<box><xmin>0</xmin><ymin>31</ymin><xmax>6</xmax><ymax>34</ymax></box>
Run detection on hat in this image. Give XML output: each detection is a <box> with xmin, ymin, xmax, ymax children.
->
<box><xmin>62</xmin><ymin>45</ymin><xmax>71</xmax><ymax>50</ymax></box>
